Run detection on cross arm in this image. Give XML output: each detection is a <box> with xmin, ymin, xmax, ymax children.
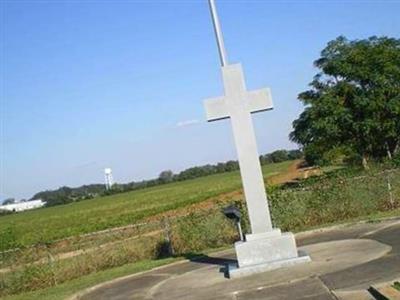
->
<box><xmin>204</xmin><ymin>87</ymin><xmax>273</xmax><ymax>122</ymax></box>
<box><xmin>247</xmin><ymin>88</ymin><xmax>273</xmax><ymax>114</ymax></box>
<box><xmin>204</xmin><ymin>96</ymin><xmax>229</xmax><ymax>122</ymax></box>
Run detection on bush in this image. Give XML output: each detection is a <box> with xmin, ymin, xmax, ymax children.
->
<box><xmin>170</xmin><ymin>208</ymin><xmax>238</xmax><ymax>254</ymax></box>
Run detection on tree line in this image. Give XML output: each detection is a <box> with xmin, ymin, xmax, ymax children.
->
<box><xmin>30</xmin><ymin>149</ymin><xmax>302</xmax><ymax>207</ymax></box>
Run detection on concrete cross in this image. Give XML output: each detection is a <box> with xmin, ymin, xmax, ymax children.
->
<box><xmin>203</xmin><ymin>0</ymin><xmax>309</xmax><ymax>278</ymax></box>
<box><xmin>204</xmin><ymin>63</ymin><xmax>274</xmax><ymax>235</ymax></box>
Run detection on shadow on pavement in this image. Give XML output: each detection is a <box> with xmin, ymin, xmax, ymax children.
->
<box><xmin>182</xmin><ymin>253</ymin><xmax>238</xmax><ymax>278</ymax></box>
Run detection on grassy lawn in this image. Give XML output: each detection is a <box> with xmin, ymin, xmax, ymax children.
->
<box><xmin>0</xmin><ymin>161</ymin><xmax>292</xmax><ymax>250</ymax></box>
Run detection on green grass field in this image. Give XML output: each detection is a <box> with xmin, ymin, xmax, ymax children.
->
<box><xmin>0</xmin><ymin>161</ymin><xmax>292</xmax><ymax>250</ymax></box>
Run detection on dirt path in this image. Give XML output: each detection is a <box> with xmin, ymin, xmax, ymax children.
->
<box><xmin>266</xmin><ymin>160</ymin><xmax>302</xmax><ymax>185</ymax></box>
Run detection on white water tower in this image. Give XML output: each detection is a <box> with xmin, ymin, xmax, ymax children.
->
<box><xmin>104</xmin><ymin>168</ymin><xmax>114</xmax><ymax>190</ymax></box>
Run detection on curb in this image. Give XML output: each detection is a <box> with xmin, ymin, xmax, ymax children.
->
<box><xmin>66</xmin><ymin>259</ymin><xmax>189</xmax><ymax>300</ymax></box>
<box><xmin>68</xmin><ymin>215</ymin><xmax>400</xmax><ymax>300</ymax></box>
<box><xmin>294</xmin><ymin>215</ymin><xmax>400</xmax><ymax>239</ymax></box>
<box><xmin>368</xmin><ymin>278</ymin><xmax>400</xmax><ymax>300</ymax></box>
<box><xmin>68</xmin><ymin>248</ymin><xmax>234</xmax><ymax>300</ymax></box>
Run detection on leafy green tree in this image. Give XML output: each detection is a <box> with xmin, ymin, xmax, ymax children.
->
<box><xmin>159</xmin><ymin>170</ymin><xmax>174</xmax><ymax>183</ymax></box>
<box><xmin>287</xmin><ymin>149</ymin><xmax>303</xmax><ymax>160</ymax></box>
<box><xmin>2</xmin><ymin>198</ymin><xmax>15</xmax><ymax>205</ymax></box>
<box><xmin>270</xmin><ymin>150</ymin><xmax>289</xmax><ymax>163</ymax></box>
<box><xmin>290</xmin><ymin>36</ymin><xmax>400</xmax><ymax>168</ymax></box>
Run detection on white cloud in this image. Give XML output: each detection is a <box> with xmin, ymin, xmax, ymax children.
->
<box><xmin>175</xmin><ymin>119</ymin><xmax>201</xmax><ymax>128</ymax></box>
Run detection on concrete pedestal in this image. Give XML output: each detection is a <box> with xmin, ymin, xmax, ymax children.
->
<box><xmin>228</xmin><ymin>229</ymin><xmax>311</xmax><ymax>278</ymax></box>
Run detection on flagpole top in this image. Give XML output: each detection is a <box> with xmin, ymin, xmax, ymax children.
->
<box><xmin>208</xmin><ymin>0</ymin><xmax>228</xmax><ymax>67</ymax></box>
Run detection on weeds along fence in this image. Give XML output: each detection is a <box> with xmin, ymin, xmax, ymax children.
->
<box><xmin>0</xmin><ymin>208</ymin><xmax>239</xmax><ymax>297</ymax></box>
<box><xmin>0</xmin><ymin>221</ymin><xmax>165</xmax><ymax>296</ymax></box>
<box><xmin>269</xmin><ymin>167</ymin><xmax>400</xmax><ymax>231</ymax></box>
<box><xmin>1</xmin><ymin>167</ymin><xmax>399</xmax><ymax>297</ymax></box>
<box><xmin>0</xmin><ymin>220</ymin><xmax>163</xmax><ymax>270</ymax></box>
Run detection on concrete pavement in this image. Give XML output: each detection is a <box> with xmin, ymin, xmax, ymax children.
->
<box><xmin>76</xmin><ymin>218</ymin><xmax>400</xmax><ymax>300</ymax></box>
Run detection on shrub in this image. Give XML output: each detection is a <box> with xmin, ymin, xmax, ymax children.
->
<box><xmin>170</xmin><ymin>208</ymin><xmax>237</xmax><ymax>254</ymax></box>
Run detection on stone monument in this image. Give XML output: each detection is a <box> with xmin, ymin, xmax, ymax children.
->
<box><xmin>204</xmin><ymin>0</ymin><xmax>310</xmax><ymax>278</ymax></box>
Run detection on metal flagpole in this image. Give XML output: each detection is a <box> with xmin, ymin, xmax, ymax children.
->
<box><xmin>208</xmin><ymin>0</ymin><xmax>228</xmax><ymax>67</ymax></box>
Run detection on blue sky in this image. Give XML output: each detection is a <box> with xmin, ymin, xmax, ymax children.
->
<box><xmin>1</xmin><ymin>0</ymin><xmax>399</xmax><ymax>200</ymax></box>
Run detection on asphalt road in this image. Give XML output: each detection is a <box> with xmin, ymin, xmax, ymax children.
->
<box><xmin>79</xmin><ymin>219</ymin><xmax>400</xmax><ymax>300</ymax></box>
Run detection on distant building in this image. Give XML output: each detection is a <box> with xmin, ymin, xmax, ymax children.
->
<box><xmin>0</xmin><ymin>199</ymin><xmax>46</xmax><ymax>212</ymax></box>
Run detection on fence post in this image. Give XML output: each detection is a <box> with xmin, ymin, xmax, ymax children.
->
<box><xmin>162</xmin><ymin>217</ymin><xmax>174</xmax><ymax>256</ymax></box>
<box><xmin>386</xmin><ymin>172</ymin><xmax>394</xmax><ymax>208</ymax></box>
<box><xmin>45</xmin><ymin>244</ymin><xmax>58</xmax><ymax>286</ymax></box>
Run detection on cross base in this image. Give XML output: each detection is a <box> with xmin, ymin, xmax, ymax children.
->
<box><xmin>227</xmin><ymin>230</ymin><xmax>311</xmax><ymax>278</ymax></box>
